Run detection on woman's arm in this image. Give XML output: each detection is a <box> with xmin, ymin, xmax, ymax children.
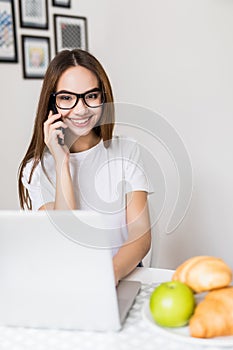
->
<box><xmin>39</xmin><ymin>162</ymin><xmax>77</xmax><ymax>210</ymax></box>
<box><xmin>54</xmin><ymin>162</ymin><xmax>77</xmax><ymax>209</ymax></box>
<box><xmin>39</xmin><ymin>112</ymin><xmax>77</xmax><ymax>210</ymax></box>
<box><xmin>113</xmin><ymin>191</ymin><xmax>151</xmax><ymax>285</ymax></box>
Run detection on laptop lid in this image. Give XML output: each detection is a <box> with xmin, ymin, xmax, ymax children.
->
<box><xmin>0</xmin><ymin>210</ymin><xmax>140</xmax><ymax>331</ymax></box>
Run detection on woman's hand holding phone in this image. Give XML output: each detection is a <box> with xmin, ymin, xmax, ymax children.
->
<box><xmin>44</xmin><ymin>111</ymin><xmax>69</xmax><ymax>165</ymax></box>
<box><xmin>50</xmin><ymin>102</ymin><xmax>65</xmax><ymax>146</ymax></box>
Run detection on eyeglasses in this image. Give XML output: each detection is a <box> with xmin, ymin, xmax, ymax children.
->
<box><xmin>52</xmin><ymin>88</ymin><xmax>105</xmax><ymax>110</ymax></box>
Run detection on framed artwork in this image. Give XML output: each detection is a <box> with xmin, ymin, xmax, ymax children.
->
<box><xmin>19</xmin><ymin>0</ymin><xmax>48</xmax><ymax>29</ymax></box>
<box><xmin>54</xmin><ymin>15</ymin><xmax>88</xmax><ymax>53</ymax></box>
<box><xmin>21</xmin><ymin>35</ymin><xmax>50</xmax><ymax>79</ymax></box>
<box><xmin>0</xmin><ymin>0</ymin><xmax>18</xmax><ymax>62</ymax></box>
<box><xmin>52</xmin><ymin>0</ymin><xmax>70</xmax><ymax>8</ymax></box>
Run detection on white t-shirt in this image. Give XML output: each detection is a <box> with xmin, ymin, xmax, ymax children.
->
<box><xmin>22</xmin><ymin>135</ymin><xmax>152</xmax><ymax>252</ymax></box>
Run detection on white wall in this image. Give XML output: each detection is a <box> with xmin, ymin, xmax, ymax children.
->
<box><xmin>1</xmin><ymin>0</ymin><xmax>233</xmax><ymax>269</ymax></box>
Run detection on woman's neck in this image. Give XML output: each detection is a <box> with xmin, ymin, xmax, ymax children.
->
<box><xmin>68</xmin><ymin>131</ymin><xmax>101</xmax><ymax>153</ymax></box>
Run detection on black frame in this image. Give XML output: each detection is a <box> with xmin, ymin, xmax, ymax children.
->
<box><xmin>21</xmin><ymin>35</ymin><xmax>50</xmax><ymax>79</ymax></box>
<box><xmin>52</xmin><ymin>0</ymin><xmax>71</xmax><ymax>8</ymax></box>
<box><xmin>52</xmin><ymin>89</ymin><xmax>105</xmax><ymax>109</ymax></box>
<box><xmin>0</xmin><ymin>0</ymin><xmax>18</xmax><ymax>62</ymax></box>
<box><xmin>54</xmin><ymin>14</ymin><xmax>88</xmax><ymax>53</ymax></box>
<box><xmin>19</xmin><ymin>0</ymin><xmax>48</xmax><ymax>29</ymax></box>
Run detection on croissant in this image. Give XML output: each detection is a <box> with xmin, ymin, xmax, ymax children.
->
<box><xmin>172</xmin><ymin>256</ymin><xmax>232</xmax><ymax>293</ymax></box>
<box><xmin>189</xmin><ymin>287</ymin><xmax>233</xmax><ymax>338</ymax></box>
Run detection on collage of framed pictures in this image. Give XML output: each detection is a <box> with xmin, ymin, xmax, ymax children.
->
<box><xmin>0</xmin><ymin>0</ymin><xmax>88</xmax><ymax>79</ymax></box>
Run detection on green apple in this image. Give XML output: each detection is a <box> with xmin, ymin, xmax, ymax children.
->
<box><xmin>149</xmin><ymin>281</ymin><xmax>195</xmax><ymax>327</ymax></box>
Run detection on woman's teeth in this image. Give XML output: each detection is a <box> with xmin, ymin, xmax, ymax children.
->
<box><xmin>70</xmin><ymin>117</ymin><xmax>91</xmax><ymax>124</ymax></box>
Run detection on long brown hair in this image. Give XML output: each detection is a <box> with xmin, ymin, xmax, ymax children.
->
<box><xmin>18</xmin><ymin>49</ymin><xmax>115</xmax><ymax>209</ymax></box>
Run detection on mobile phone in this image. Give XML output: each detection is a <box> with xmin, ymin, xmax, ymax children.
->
<box><xmin>49</xmin><ymin>95</ymin><xmax>64</xmax><ymax>146</ymax></box>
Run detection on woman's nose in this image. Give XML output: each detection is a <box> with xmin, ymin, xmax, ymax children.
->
<box><xmin>73</xmin><ymin>98</ymin><xmax>88</xmax><ymax>114</ymax></box>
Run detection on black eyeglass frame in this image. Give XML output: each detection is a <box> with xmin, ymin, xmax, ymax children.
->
<box><xmin>51</xmin><ymin>88</ymin><xmax>105</xmax><ymax>110</ymax></box>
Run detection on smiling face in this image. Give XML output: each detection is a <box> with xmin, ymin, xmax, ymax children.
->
<box><xmin>56</xmin><ymin>65</ymin><xmax>103</xmax><ymax>150</ymax></box>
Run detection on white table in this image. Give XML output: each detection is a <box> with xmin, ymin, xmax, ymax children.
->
<box><xmin>0</xmin><ymin>268</ymin><xmax>230</xmax><ymax>350</ymax></box>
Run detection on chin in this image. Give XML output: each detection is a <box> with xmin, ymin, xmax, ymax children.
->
<box><xmin>69</xmin><ymin>126</ymin><xmax>94</xmax><ymax>138</ymax></box>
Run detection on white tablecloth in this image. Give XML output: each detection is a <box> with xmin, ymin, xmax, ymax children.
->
<box><xmin>0</xmin><ymin>268</ymin><xmax>230</xmax><ymax>350</ymax></box>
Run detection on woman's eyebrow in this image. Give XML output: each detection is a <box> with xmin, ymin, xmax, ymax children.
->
<box><xmin>56</xmin><ymin>87</ymin><xmax>101</xmax><ymax>94</ymax></box>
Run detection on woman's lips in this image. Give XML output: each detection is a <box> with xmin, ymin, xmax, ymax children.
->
<box><xmin>68</xmin><ymin>116</ymin><xmax>93</xmax><ymax>127</ymax></box>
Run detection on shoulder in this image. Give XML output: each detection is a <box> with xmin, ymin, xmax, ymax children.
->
<box><xmin>111</xmin><ymin>135</ymin><xmax>137</xmax><ymax>145</ymax></box>
<box><xmin>108</xmin><ymin>135</ymin><xmax>139</xmax><ymax>155</ymax></box>
<box><xmin>22</xmin><ymin>151</ymin><xmax>53</xmax><ymax>184</ymax></box>
<box><xmin>22</xmin><ymin>159</ymin><xmax>37</xmax><ymax>179</ymax></box>
<box><xmin>21</xmin><ymin>158</ymin><xmax>41</xmax><ymax>188</ymax></box>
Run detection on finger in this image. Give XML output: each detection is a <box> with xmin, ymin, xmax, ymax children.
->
<box><xmin>45</xmin><ymin>112</ymin><xmax>62</xmax><ymax>124</ymax></box>
<box><xmin>48</xmin><ymin>108</ymin><xmax>60</xmax><ymax>117</ymax></box>
<box><xmin>44</xmin><ymin>116</ymin><xmax>64</xmax><ymax>137</ymax></box>
<box><xmin>45</xmin><ymin>122</ymin><xmax>67</xmax><ymax>134</ymax></box>
<box><xmin>53</xmin><ymin>121</ymin><xmax>68</xmax><ymax>129</ymax></box>
<box><xmin>47</xmin><ymin>110</ymin><xmax>60</xmax><ymax>119</ymax></box>
<box><xmin>45</xmin><ymin>128</ymin><xmax>63</xmax><ymax>145</ymax></box>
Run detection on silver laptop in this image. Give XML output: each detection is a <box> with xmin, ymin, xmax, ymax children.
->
<box><xmin>0</xmin><ymin>210</ymin><xmax>141</xmax><ymax>331</ymax></box>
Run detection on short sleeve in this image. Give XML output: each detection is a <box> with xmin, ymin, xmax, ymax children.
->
<box><xmin>123</xmin><ymin>139</ymin><xmax>154</xmax><ymax>195</ymax></box>
<box><xmin>21</xmin><ymin>160</ymin><xmax>55</xmax><ymax>210</ymax></box>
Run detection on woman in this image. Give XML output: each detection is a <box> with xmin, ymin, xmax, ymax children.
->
<box><xmin>18</xmin><ymin>49</ymin><xmax>151</xmax><ymax>284</ymax></box>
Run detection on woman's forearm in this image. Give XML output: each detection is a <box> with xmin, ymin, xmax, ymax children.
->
<box><xmin>54</xmin><ymin>162</ymin><xmax>77</xmax><ymax>210</ymax></box>
<box><xmin>113</xmin><ymin>230</ymin><xmax>151</xmax><ymax>285</ymax></box>
<box><xmin>113</xmin><ymin>191</ymin><xmax>152</xmax><ymax>285</ymax></box>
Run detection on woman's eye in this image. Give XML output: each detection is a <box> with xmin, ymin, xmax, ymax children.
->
<box><xmin>60</xmin><ymin>95</ymin><xmax>72</xmax><ymax>101</ymax></box>
<box><xmin>86</xmin><ymin>93</ymin><xmax>98</xmax><ymax>100</ymax></box>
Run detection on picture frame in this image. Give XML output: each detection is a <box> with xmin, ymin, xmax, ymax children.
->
<box><xmin>52</xmin><ymin>0</ymin><xmax>71</xmax><ymax>8</ymax></box>
<box><xmin>21</xmin><ymin>35</ymin><xmax>50</xmax><ymax>79</ymax></box>
<box><xmin>0</xmin><ymin>0</ymin><xmax>18</xmax><ymax>62</ymax></box>
<box><xmin>19</xmin><ymin>0</ymin><xmax>48</xmax><ymax>29</ymax></box>
<box><xmin>54</xmin><ymin>14</ymin><xmax>88</xmax><ymax>53</ymax></box>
